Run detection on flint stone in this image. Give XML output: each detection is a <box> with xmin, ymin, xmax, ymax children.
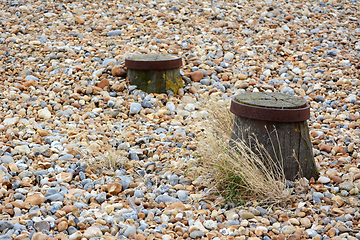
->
<box><xmin>107</xmin><ymin>30</ymin><xmax>122</xmax><ymax>36</ymax></box>
<box><xmin>0</xmin><ymin>221</ymin><xmax>13</xmax><ymax>231</ymax></box>
<box><xmin>155</xmin><ymin>195</ymin><xmax>181</xmax><ymax>204</ymax></box>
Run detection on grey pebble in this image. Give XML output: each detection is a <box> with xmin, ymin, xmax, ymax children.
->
<box><xmin>213</xmin><ymin>82</ymin><xmax>226</xmax><ymax>92</ymax></box>
<box><xmin>278</xmin><ymin>67</ymin><xmax>288</xmax><ymax>75</ymax></box>
<box><xmin>34</xmin><ymin>221</ymin><xmax>50</xmax><ymax>232</ymax></box>
<box><xmin>313</xmin><ymin>192</ymin><xmax>324</xmax><ymax>200</ymax></box>
<box><xmin>59</xmin><ymin>154</ymin><xmax>74</xmax><ymax>161</ymax></box>
<box><xmin>123</xmin><ymin>225</ymin><xmax>137</xmax><ymax>237</ymax></box>
<box><xmin>128</xmin><ymin>151</ymin><xmax>139</xmax><ymax>160</ymax></box>
<box><xmin>74</xmin><ymin>202</ymin><xmax>88</xmax><ymax>209</ymax></box>
<box><xmin>0</xmin><ymin>155</ymin><xmax>14</xmax><ymax>164</ymax></box>
<box><xmin>310</xmin><ymin>28</ymin><xmax>320</xmax><ymax>34</ymax></box>
<box><xmin>25</xmin><ymin>75</ymin><xmax>38</xmax><ymax>81</ymax></box>
<box><xmin>107</xmin><ymin>30</ymin><xmax>122</xmax><ymax>36</ymax></box>
<box><xmin>214</xmin><ymin>67</ymin><xmax>224</xmax><ymax>73</ymax></box>
<box><xmin>107</xmin><ymin>100</ymin><xmax>115</xmax><ymax>107</ymax></box>
<box><xmin>34</xmin><ymin>170</ymin><xmax>48</xmax><ymax>177</ymax></box>
<box><xmin>200</xmin><ymin>78</ymin><xmax>211</xmax><ymax>86</ymax></box>
<box><xmin>0</xmin><ymin>235</ymin><xmax>12</xmax><ymax>240</ymax></box>
<box><xmin>68</xmin><ymin>226</ymin><xmax>77</xmax><ymax>235</ymax></box>
<box><xmin>29</xmin><ymin>206</ymin><xmax>40</xmax><ymax>214</ymax></box>
<box><xmin>129</xmin><ymin>102</ymin><xmax>142</xmax><ymax>114</ymax></box>
<box><xmin>306</xmin><ymin>229</ymin><xmax>318</xmax><ymax>238</ymax></box>
<box><xmin>14</xmin><ymin>193</ymin><xmax>26</xmax><ymax>201</ymax></box>
<box><xmin>256</xmin><ymin>206</ymin><xmax>269</xmax><ymax>216</ymax></box>
<box><xmin>13</xmin><ymin>223</ymin><xmax>26</xmax><ymax>231</ymax></box>
<box><xmin>225</xmin><ymin>220</ymin><xmax>240</xmax><ymax>227</ymax></box>
<box><xmin>79</xmin><ymin>171</ymin><xmax>86</xmax><ymax>181</ymax></box>
<box><xmin>119</xmin><ymin>180</ymin><xmax>129</xmax><ymax>190</ymax></box>
<box><xmin>134</xmin><ymin>190</ymin><xmax>144</xmax><ymax>198</ymax></box>
<box><xmin>340</xmin><ymin>190</ymin><xmax>349</xmax><ymax>196</ymax></box>
<box><xmin>0</xmin><ymin>221</ymin><xmax>13</xmax><ymax>231</ymax></box>
<box><xmin>344</xmin><ymin>214</ymin><xmax>353</xmax><ymax>221</ymax></box>
<box><xmin>46</xmin><ymin>188</ymin><xmax>59</xmax><ymax>197</ymax></box>
<box><xmin>190</xmin><ymin>231</ymin><xmax>205</xmax><ymax>238</ymax></box>
<box><xmin>95</xmin><ymin>192</ymin><xmax>107</xmax><ymax>204</ymax></box>
<box><xmin>220</xmin><ymin>62</ymin><xmax>230</xmax><ymax>68</ymax></box>
<box><xmin>169</xmin><ymin>174</ymin><xmax>179</xmax><ymax>186</ymax></box>
<box><xmin>339</xmin><ymin>182</ymin><xmax>353</xmax><ymax>191</ymax></box>
<box><xmin>281</xmin><ymin>87</ymin><xmax>295</xmax><ymax>95</ymax></box>
<box><xmin>283</xmin><ymin>25</ymin><xmax>290</xmax><ymax>31</ymax></box>
<box><xmin>141</xmin><ymin>101</ymin><xmax>153</xmax><ymax>108</ymax></box>
<box><xmin>155</xmin><ymin>194</ymin><xmax>181</xmax><ymax>204</ymax></box>
<box><xmin>177</xmin><ymin>190</ymin><xmax>189</xmax><ymax>201</ymax></box>
<box><xmin>45</xmin><ymin>193</ymin><xmax>64</xmax><ymax>202</ymax></box>
<box><xmin>327</xmin><ymin>50</ymin><xmax>337</xmax><ymax>56</ymax></box>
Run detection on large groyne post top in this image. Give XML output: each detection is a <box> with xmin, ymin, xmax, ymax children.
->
<box><xmin>230</xmin><ymin>92</ymin><xmax>319</xmax><ymax>181</ymax></box>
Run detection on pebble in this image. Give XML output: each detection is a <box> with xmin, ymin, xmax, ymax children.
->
<box><xmin>124</xmin><ymin>225</ymin><xmax>137</xmax><ymax>237</ymax></box>
<box><xmin>203</xmin><ymin>220</ymin><xmax>217</xmax><ymax>230</ymax></box>
<box><xmin>34</xmin><ymin>221</ymin><xmax>50</xmax><ymax>232</ymax></box>
<box><xmin>31</xmin><ymin>232</ymin><xmax>49</xmax><ymax>240</ymax></box>
<box><xmin>241</xmin><ymin>212</ymin><xmax>255</xmax><ymax>219</ymax></box>
<box><xmin>25</xmin><ymin>193</ymin><xmax>45</xmax><ymax>206</ymax></box>
<box><xmin>191</xmin><ymin>71</ymin><xmax>204</xmax><ymax>82</ymax></box>
<box><xmin>111</xmin><ymin>65</ymin><xmax>127</xmax><ymax>77</ymax></box>
<box><xmin>38</xmin><ymin>109</ymin><xmax>52</xmax><ymax>119</ymax></box>
<box><xmin>300</xmin><ymin>217</ymin><xmax>312</xmax><ymax>228</ymax></box>
<box><xmin>0</xmin><ymin>155</ymin><xmax>14</xmax><ymax>164</ymax></box>
<box><xmin>318</xmin><ymin>176</ymin><xmax>330</xmax><ymax>184</ymax></box>
<box><xmin>107</xmin><ymin>30</ymin><xmax>122</xmax><ymax>36</ymax></box>
<box><xmin>190</xmin><ymin>231</ymin><xmax>205</xmax><ymax>238</ymax></box>
<box><xmin>340</xmin><ymin>182</ymin><xmax>354</xmax><ymax>191</ymax></box>
<box><xmin>281</xmin><ymin>225</ymin><xmax>296</xmax><ymax>235</ymax></box>
<box><xmin>0</xmin><ymin>221</ymin><xmax>13</xmax><ymax>232</ymax></box>
<box><xmin>280</xmin><ymin>87</ymin><xmax>295</xmax><ymax>95</ymax></box>
<box><xmin>155</xmin><ymin>195</ymin><xmax>181</xmax><ymax>204</ymax></box>
<box><xmin>129</xmin><ymin>103</ymin><xmax>142</xmax><ymax>114</ymax></box>
<box><xmin>224</xmin><ymin>52</ymin><xmax>235</xmax><ymax>61</ymax></box>
<box><xmin>234</xmin><ymin>81</ymin><xmax>249</xmax><ymax>89</ymax></box>
<box><xmin>83</xmin><ymin>226</ymin><xmax>102</xmax><ymax>238</ymax></box>
<box><xmin>69</xmin><ymin>231</ymin><xmax>82</xmax><ymax>240</ymax></box>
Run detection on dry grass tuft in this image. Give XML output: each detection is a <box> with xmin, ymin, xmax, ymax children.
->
<box><xmin>80</xmin><ymin>145</ymin><xmax>129</xmax><ymax>175</ymax></box>
<box><xmin>198</xmin><ymin>99</ymin><xmax>291</xmax><ymax>207</ymax></box>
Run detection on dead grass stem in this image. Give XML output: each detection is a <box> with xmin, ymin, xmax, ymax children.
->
<box><xmin>80</xmin><ymin>145</ymin><xmax>129</xmax><ymax>175</ymax></box>
<box><xmin>198</xmin><ymin>99</ymin><xmax>291</xmax><ymax>206</ymax></box>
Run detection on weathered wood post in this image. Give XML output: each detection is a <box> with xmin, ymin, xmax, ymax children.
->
<box><xmin>230</xmin><ymin>92</ymin><xmax>319</xmax><ymax>181</ymax></box>
<box><xmin>125</xmin><ymin>53</ymin><xmax>183</xmax><ymax>94</ymax></box>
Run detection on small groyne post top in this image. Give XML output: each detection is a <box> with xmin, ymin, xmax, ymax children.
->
<box><xmin>125</xmin><ymin>54</ymin><xmax>183</xmax><ymax>94</ymax></box>
<box><xmin>125</xmin><ymin>53</ymin><xmax>182</xmax><ymax>70</ymax></box>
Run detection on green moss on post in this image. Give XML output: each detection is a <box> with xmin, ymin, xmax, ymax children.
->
<box><xmin>127</xmin><ymin>68</ymin><xmax>183</xmax><ymax>94</ymax></box>
<box><xmin>125</xmin><ymin>54</ymin><xmax>183</xmax><ymax>94</ymax></box>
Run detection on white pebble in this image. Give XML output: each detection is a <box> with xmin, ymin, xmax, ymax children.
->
<box><xmin>38</xmin><ymin>109</ymin><xmax>52</xmax><ymax>119</ymax></box>
<box><xmin>318</xmin><ymin>176</ymin><xmax>331</xmax><ymax>184</ymax></box>
<box><xmin>263</xmin><ymin>69</ymin><xmax>271</xmax><ymax>77</ymax></box>
<box><xmin>3</xmin><ymin>117</ymin><xmax>19</xmax><ymax>126</ymax></box>
<box><xmin>204</xmin><ymin>220</ymin><xmax>217</xmax><ymax>230</ymax></box>
<box><xmin>224</xmin><ymin>52</ymin><xmax>234</xmax><ymax>61</ymax></box>
<box><xmin>166</xmin><ymin>102</ymin><xmax>176</xmax><ymax>112</ymax></box>
<box><xmin>93</xmin><ymin>68</ymin><xmax>104</xmax><ymax>78</ymax></box>
<box><xmin>185</xmin><ymin>103</ymin><xmax>195</xmax><ymax>111</ymax></box>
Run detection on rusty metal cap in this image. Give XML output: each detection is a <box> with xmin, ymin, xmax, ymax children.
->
<box><xmin>230</xmin><ymin>92</ymin><xmax>310</xmax><ymax>122</ymax></box>
<box><xmin>125</xmin><ymin>53</ymin><xmax>182</xmax><ymax>70</ymax></box>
